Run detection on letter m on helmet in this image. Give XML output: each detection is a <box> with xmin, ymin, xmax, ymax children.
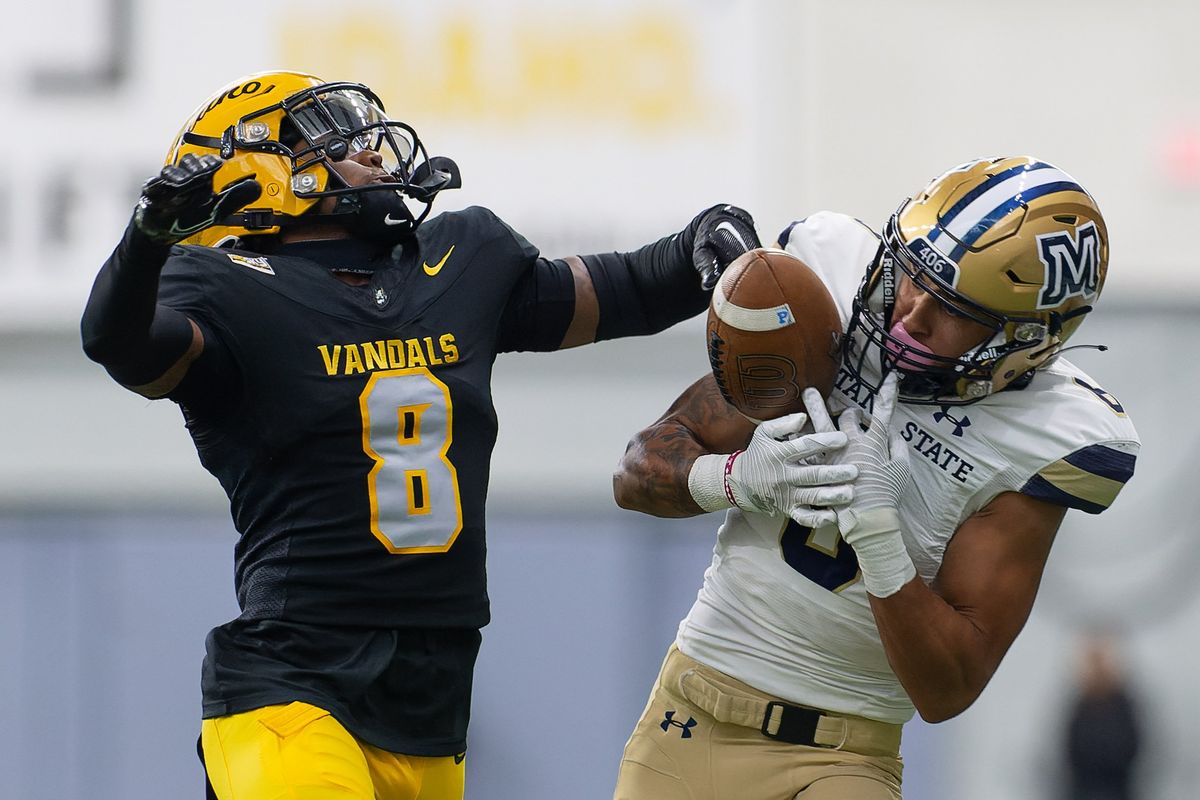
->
<box><xmin>1036</xmin><ymin>222</ymin><xmax>1101</xmax><ymax>309</ymax></box>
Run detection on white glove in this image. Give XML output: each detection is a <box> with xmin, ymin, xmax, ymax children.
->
<box><xmin>833</xmin><ymin>373</ymin><xmax>917</xmax><ymax>598</ymax></box>
<box><xmin>688</xmin><ymin>410</ymin><xmax>857</xmax><ymax>527</ymax></box>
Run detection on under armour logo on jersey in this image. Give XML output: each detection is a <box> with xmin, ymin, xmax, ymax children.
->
<box><xmin>933</xmin><ymin>405</ymin><xmax>971</xmax><ymax>437</ymax></box>
<box><xmin>661</xmin><ymin>710</ymin><xmax>697</xmax><ymax>738</ymax></box>
<box><xmin>1036</xmin><ymin>221</ymin><xmax>1100</xmax><ymax>308</ymax></box>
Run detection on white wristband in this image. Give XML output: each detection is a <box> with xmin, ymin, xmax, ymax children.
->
<box><xmin>688</xmin><ymin>453</ymin><xmax>736</xmax><ymax>513</ymax></box>
<box><xmin>847</xmin><ymin>508</ymin><xmax>917</xmax><ymax>598</ymax></box>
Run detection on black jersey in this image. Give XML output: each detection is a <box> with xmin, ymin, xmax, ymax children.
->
<box><xmin>155</xmin><ymin>207</ymin><xmax>577</xmax><ymax>752</ymax></box>
<box><xmin>161</xmin><ymin>206</ymin><xmax>571</xmax><ymax>629</ymax></box>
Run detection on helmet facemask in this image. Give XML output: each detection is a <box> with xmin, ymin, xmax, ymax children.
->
<box><xmin>846</xmin><ymin>213</ymin><xmax>1064</xmax><ymax>405</ymax></box>
<box><xmin>237</xmin><ymin>84</ymin><xmax>431</xmax><ymax>243</ymax></box>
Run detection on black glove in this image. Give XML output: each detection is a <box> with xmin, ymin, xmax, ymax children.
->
<box><xmin>692</xmin><ymin>204</ymin><xmax>761</xmax><ymax>291</ymax></box>
<box><xmin>133</xmin><ymin>153</ymin><xmax>262</xmax><ymax>244</ymax></box>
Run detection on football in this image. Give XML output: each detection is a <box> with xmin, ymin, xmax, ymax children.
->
<box><xmin>706</xmin><ymin>248</ymin><xmax>842</xmax><ymax>421</ymax></box>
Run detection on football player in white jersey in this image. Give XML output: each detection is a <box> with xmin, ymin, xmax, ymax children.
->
<box><xmin>610</xmin><ymin>157</ymin><xmax>1140</xmax><ymax>800</ymax></box>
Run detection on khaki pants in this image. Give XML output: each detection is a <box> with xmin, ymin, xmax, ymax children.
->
<box><xmin>614</xmin><ymin>647</ymin><xmax>904</xmax><ymax>800</ymax></box>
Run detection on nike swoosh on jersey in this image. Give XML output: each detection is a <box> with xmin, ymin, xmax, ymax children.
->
<box><xmin>423</xmin><ymin>245</ymin><xmax>455</xmax><ymax>276</ymax></box>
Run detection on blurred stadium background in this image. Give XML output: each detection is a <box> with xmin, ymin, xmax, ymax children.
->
<box><xmin>1</xmin><ymin>1</ymin><xmax>1197</xmax><ymax>798</ymax></box>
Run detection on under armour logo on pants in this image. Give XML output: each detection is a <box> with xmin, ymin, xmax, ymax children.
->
<box><xmin>661</xmin><ymin>710</ymin><xmax>697</xmax><ymax>738</ymax></box>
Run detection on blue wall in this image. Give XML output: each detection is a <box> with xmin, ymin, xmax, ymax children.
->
<box><xmin>0</xmin><ymin>512</ymin><xmax>949</xmax><ymax>799</ymax></box>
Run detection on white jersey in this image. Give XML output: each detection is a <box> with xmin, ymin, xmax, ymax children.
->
<box><xmin>676</xmin><ymin>211</ymin><xmax>1140</xmax><ymax>723</ymax></box>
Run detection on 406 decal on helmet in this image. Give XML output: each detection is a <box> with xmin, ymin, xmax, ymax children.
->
<box><xmin>164</xmin><ymin>70</ymin><xmax>461</xmax><ymax>247</ymax></box>
<box><xmin>844</xmin><ymin>156</ymin><xmax>1109</xmax><ymax>405</ymax></box>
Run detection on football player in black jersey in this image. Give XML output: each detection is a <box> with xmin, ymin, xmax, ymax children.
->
<box><xmin>80</xmin><ymin>71</ymin><xmax>760</xmax><ymax>800</ymax></box>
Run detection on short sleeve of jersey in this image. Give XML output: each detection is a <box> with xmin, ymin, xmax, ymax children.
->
<box><xmin>984</xmin><ymin>361</ymin><xmax>1140</xmax><ymax>515</ymax></box>
<box><xmin>496</xmin><ymin>257</ymin><xmax>577</xmax><ymax>353</ymax></box>
<box><xmin>777</xmin><ymin>212</ymin><xmax>879</xmax><ymax>330</ymax></box>
<box><xmin>1020</xmin><ymin>440</ymin><xmax>1138</xmax><ymax>514</ymax></box>
<box><xmin>154</xmin><ymin>249</ymin><xmax>241</xmax><ymax>408</ymax></box>
<box><xmin>486</xmin><ymin>212</ymin><xmax>576</xmax><ymax>353</ymax></box>
<box><xmin>156</xmin><ymin>248</ymin><xmax>214</xmax><ymax>320</ymax></box>
<box><xmin>477</xmin><ymin>208</ymin><xmax>541</xmax><ymax>266</ymax></box>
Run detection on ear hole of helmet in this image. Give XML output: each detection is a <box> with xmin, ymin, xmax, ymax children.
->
<box><xmin>278</xmin><ymin>117</ymin><xmax>304</xmax><ymax>151</ymax></box>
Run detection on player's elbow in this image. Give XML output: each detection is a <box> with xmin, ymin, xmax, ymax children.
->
<box><xmin>619</xmin><ymin>472</ymin><xmax>638</xmax><ymax>510</ymax></box>
<box><xmin>911</xmin><ymin>683</ymin><xmax>984</xmax><ymax>723</ymax></box>
<box><xmin>914</xmin><ymin>701</ymin><xmax>967</xmax><ymax>724</ymax></box>
<box><xmin>81</xmin><ymin>329</ymin><xmax>125</xmax><ymax>367</ymax></box>
<box><xmin>611</xmin><ymin>447</ymin><xmax>695</xmax><ymax>519</ymax></box>
<box><xmin>611</xmin><ymin>460</ymin><xmax>643</xmax><ymax>511</ymax></box>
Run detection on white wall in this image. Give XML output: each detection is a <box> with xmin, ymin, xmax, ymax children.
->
<box><xmin>3</xmin><ymin>1</ymin><xmax>1199</xmax><ymax>326</ymax></box>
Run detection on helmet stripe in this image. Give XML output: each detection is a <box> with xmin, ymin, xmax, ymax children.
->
<box><xmin>944</xmin><ymin>181</ymin><xmax>1085</xmax><ymax>261</ymax></box>
<box><xmin>927</xmin><ymin>163</ymin><xmax>1084</xmax><ymax>261</ymax></box>
<box><xmin>931</xmin><ymin>162</ymin><xmax>1054</xmax><ymax>236</ymax></box>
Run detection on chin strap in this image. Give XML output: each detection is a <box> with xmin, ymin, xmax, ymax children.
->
<box><xmin>223</xmin><ymin>208</ymin><xmax>293</xmax><ymax>232</ymax></box>
<box><xmin>214</xmin><ymin>195</ymin><xmax>433</xmax><ymax>237</ymax></box>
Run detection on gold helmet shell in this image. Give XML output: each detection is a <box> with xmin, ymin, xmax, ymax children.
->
<box><xmin>846</xmin><ymin>156</ymin><xmax>1109</xmax><ymax>404</ymax></box>
<box><xmin>164</xmin><ymin>70</ymin><xmax>438</xmax><ymax>247</ymax></box>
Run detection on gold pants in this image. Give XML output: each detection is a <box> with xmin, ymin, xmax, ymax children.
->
<box><xmin>202</xmin><ymin>701</ymin><xmax>465</xmax><ymax>800</ymax></box>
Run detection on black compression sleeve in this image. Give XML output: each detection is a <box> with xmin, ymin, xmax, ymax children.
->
<box><xmin>80</xmin><ymin>220</ymin><xmax>197</xmax><ymax>386</ymax></box>
<box><xmin>496</xmin><ymin>256</ymin><xmax>578</xmax><ymax>353</ymax></box>
<box><xmin>582</xmin><ymin>207</ymin><xmax>712</xmax><ymax>341</ymax></box>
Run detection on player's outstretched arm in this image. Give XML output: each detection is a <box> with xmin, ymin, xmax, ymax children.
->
<box><xmin>499</xmin><ymin>205</ymin><xmax>760</xmax><ymax>352</ymax></box>
<box><xmin>613</xmin><ymin>374</ymin><xmax>855</xmax><ymax>523</ymax></box>
<box><xmin>560</xmin><ymin>205</ymin><xmax>760</xmax><ymax>348</ymax></box>
<box><xmin>81</xmin><ymin>155</ymin><xmax>258</xmax><ymax>397</ymax></box>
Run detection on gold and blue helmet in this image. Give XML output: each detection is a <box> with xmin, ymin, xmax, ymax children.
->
<box><xmin>844</xmin><ymin>156</ymin><xmax>1109</xmax><ymax>405</ymax></box>
<box><xmin>165</xmin><ymin>70</ymin><xmax>460</xmax><ymax>247</ymax></box>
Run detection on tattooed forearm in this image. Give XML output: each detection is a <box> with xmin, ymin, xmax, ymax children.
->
<box><xmin>613</xmin><ymin>422</ymin><xmax>709</xmax><ymax>516</ymax></box>
<box><xmin>612</xmin><ymin>374</ymin><xmax>755</xmax><ymax>517</ymax></box>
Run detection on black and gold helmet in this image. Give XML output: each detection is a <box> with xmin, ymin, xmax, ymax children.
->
<box><xmin>845</xmin><ymin>156</ymin><xmax>1109</xmax><ymax>405</ymax></box>
<box><xmin>164</xmin><ymin>70</ymin><xmax>459</xmax><ymax>246</ymax></box>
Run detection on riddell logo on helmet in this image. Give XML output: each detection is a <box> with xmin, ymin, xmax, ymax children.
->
<box><xmin>1036</xmin><ymin>222</ymin><xmax>1100</xmax><ymax>308</ymax></box>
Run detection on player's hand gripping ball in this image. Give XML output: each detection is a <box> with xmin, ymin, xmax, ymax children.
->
<box><xmin>707</xmin><ymin>248</ymin><xmax>842</xmax><ymax>421</ymax></box>
<box><xmin>692</xmin><ymin>204</ymin><xmax>761</xmax><ymax>291</ymax></box>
